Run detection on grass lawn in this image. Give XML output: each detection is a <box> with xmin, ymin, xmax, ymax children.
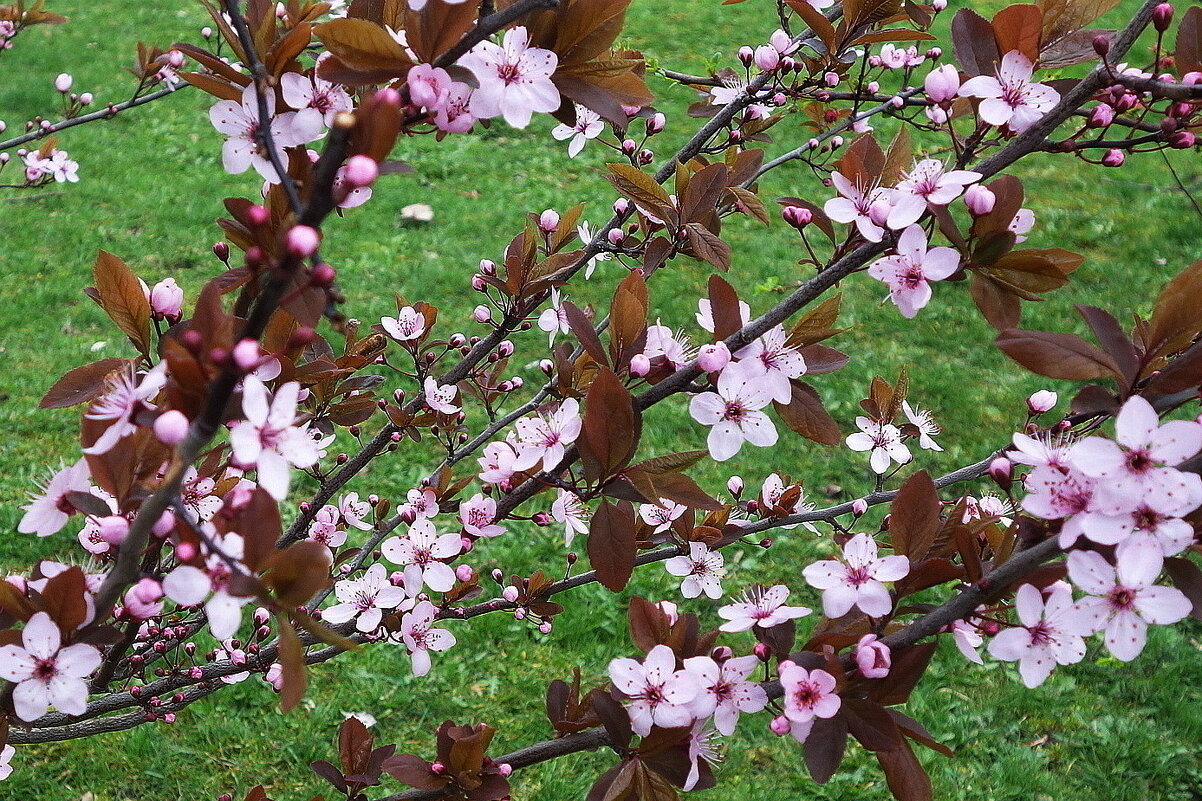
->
<box><xmin>1</xmin><ymin>1</ymin><xmax>1201</xmax><ymax>799</ymax></box>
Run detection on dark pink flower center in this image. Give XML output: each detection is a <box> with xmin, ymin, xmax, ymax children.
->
<box><xmin>845</xmin><ymin>566</ymin><xmax>871</xmax><ymax>586</ymax></box>
<box><xmin>497</xmin><ymin>62</ymin><xmax>523</xmax><ymax>85</ymax></box>
<box><xmin>723</xmin><ymin>401</ymin><xmax>748</xmax><ymax>422</ymax></box>
<box><xmin>1125</xmin><ymin>450</ymin><xmax>1154</xmax><ymax>474</ymax></box>
<box><xmin>792</xmin><ymin>680</ymin><xmax>821</xmax><ymax>709</ymax></box>
<box><xmin>1108</xmin><ymin>587</ymin><xmax>1136</xmax><ymax>610</ymax></box>
<box><xmin>900</xmin><ymin>266</ymin><xmax>925</xmax><ymax>289</ymax></box>
<box><xmin>33</xmin><ymin>658</ymin><xmax>59</xmax><ymax>681</ymax></box>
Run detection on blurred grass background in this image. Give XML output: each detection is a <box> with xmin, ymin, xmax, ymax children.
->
<box><xmin>0</xmin><ymin>0</ymin><xmax>1200</xmax><ymax>799</ymax></box>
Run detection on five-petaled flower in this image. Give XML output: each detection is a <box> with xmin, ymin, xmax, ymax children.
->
<box><xmin>802</xmin><ymin>533</ymin><xmax>909</xmax><ymax>618</ymax></box>
<box><xmin>689</xmin><ymin>362</ymin><xmax>778</xmax><ymax>461</ymax></box>
<box><xmin>682</xmin><ymin>654</ymin><xmax>768</xmax><ymax>735</ymax></box>
<box><xmin>0</xmin><ymin>612</ymin><xmax>101</xmax><ymax>722</ymax></box>
<box><xmin>608</xmin><ymin>643</ymin><xmax>701</xmax><ymax>735</ymax></box>
<box><xmin>664</xmin><ymin>541</ymin><xmax>727</xmax><ymax>599</ymax></box>
<box><xmin>322</xmin><ymin>563</ymin><xmax>412</xmax><ymax>633</ymax></box>
<box><xmin>209</xmin><ymin>84</ymin><xmax>322</xmax><ymax>182</ymax></box>
<box><xmin>718</xmin><ymin>584</ymin><xmax>811</xmax><ymax>631</ymax></box>
<box><xmin>986</xmin><ymin>582</ymin><xmax>1088</xmax><ymax>687</ymax></box>
<box><xmin>18</xmin><ymin>460</ymin><xmax>91</xmax><ymax>537</ymax></box>
<box><xmin>551</xmin><ymin>104</ymin><xmax>604</xmax><ymax>157</ymax></box>
<box><xmin>381</xmin><ymin>518</ymin><xmax>463</xmax><ymax>593</ymax></box>
<box><xmin>846</xmin><ymin>417</ymin><xmax>912</xmax><ymax>474</ymax></box>
<box><xmin>398</xmin><ymin>601</ymin><xmax>457</xmax><ymax>677</ymax></box>
<box><xmin>460</xmin><ymin>27</ymin><xmax>559</xmax><ymax>129</ymax></box>
<box><xmin>777</xmin><ymin>662</ymin><xmax>841</xmax><ymax>742</ymax></box>
<box><xmin>867</xmin><ymin>224</ymin><xmax>960</xmax><ymax>318</ymax></box>
<box><xmin>229</xmin><ymin>377</ymin><xmax>320</xmax><ymax>501</ymax></box>
<box><xmin>957</xmin><ymin>50</ymin><xmax>1060</xmax><ymax>133</ymax></box>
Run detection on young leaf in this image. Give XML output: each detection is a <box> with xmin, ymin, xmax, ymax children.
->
<box><xmin>995</xmin><ymin>329</ymin><xmax>1122</xmax><ymax>381</ymax></box>
<box><xmin>93</xmin><ymin>251</ymin><xmax>152</xmax><ymax>357</ymax></box>
<box><xmin>587</xmin><ymin>498</ymin><xmax>637</xmax><ymax>592</ymax></box>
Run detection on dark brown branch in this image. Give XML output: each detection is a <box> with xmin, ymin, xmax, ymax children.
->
<box><xmin>0</xmin><ymin>85</ymin><xmax>183</xmax><ymax>152</ymax></box>
<box><xmin>433</xmin><ymin>0</ymin><xmax>562</xmax><ymax>69</ymax></box>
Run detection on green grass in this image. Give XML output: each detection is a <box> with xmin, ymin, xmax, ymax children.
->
<box><xmin>1</xmin><ymin>1</ymin><xmax>1201</xmax><ymax>799</ymax></box>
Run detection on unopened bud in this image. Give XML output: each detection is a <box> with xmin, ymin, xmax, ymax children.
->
<box><xmin>697</xmin><ymin>342</ymin><xmax>731</xmax><ymax>372</ymax></box>
<box><xmin>343</xmin><ymin>154</ymin><xmax>379</xmax><ymax>188</ymax></box>
<box><xmin>1087</xmin><ymin>104</ymin><xmax>1115</xmax><ymax>128</ymax></box>
<box><xmin>1153</xmin><ymin>2</ymin><xmax>1173</xmax><ymax>31</ymax></box>
<box><xmin>473</xmin><ymin>304</ymin><xmax>492</xmax><ymax>323</ymax></box>
<box><xmin>538</xmin><ymin>209</ymin><xmax>560</xmax><ymax>232</ymax></box>
<box><xmin>646</xmin><ymin>112</ymin><xmax>666</xmax><ymax>134</ymax></box>
<box><xmin>726</xmin><ymin>476</ymin><xmax>744</xmax><ymax>497</ymax></box>
<box><xmin>98</xmin><ymin>515</ymin><xmax>130</xmax><ymax>546</ymax></box>
<box><xmin>753</xmin><ymin>642</ymin><xmax>771</xmax><ymax>661</ymax></box>
<box><xmin>769</xmin><ymin>715</ymin><xmax>791</xmax><ymax>735</ymax></box>
<box><xmin>55</xmin><ymin>73</ymin><xmax>73</xmax><ymax>93</ymax></box>
<box><xmin>852</xmin><ymin>498</ymin><xmax>869</xmax><ymax>516</ymax></box>
<box><xmin>964</xmin><ymin>184</ymin><xmax>996</xmax><ymax>215</ymax></box>
<box><xmin>154</xmin><ymin>409</ymin><xmax>190</xmax><ymax>445</ymax></box>
<box><xmin>754</xmin><ymin>45</ymin><xmax>780</xmax><ymax>71</ymax></box>
<box><xmin>310</xmin><ymin>263</ymin><xmax>336</xmax><ymax>287</ymax></box>
<box><xmin>1102</xmin><ymin>148</ymin><xmax>1125</xmax><ymax>167</ymax></box>
<box><xmin>1169</xmin><ymin>130</ymin><xmax>1196</xmax><ymax>148</ymax></box>
<box><xmin>782</xmin><ymin>205</ymin><xmax>813</xmax><ymax>228</ymax></box>
<box><xmin>79</xmin><ymin>92</ymin><xmax>94</xmax><ymax>105</ymax></box>
<box><xmin>286</xmin><ymin>225</ymin><xmax>320</xmax><ymax>257</ymax></box>
<box><xmin>1026</xmin><ymin>389</ymin><xmax>1058</xmax><ymax>414</ymax></box>
<box><xmin>989</xmin><ymin>456</ymin><xmax>1013</xmax><ymax>489</ymax></box>
<box><xmin>247</xmin><ymin>205</ymin><xmax>270</xmax><ymax>227</ymax></box>
<box><xmin>212</xmin><ymin>241</ymin><xmax>230</xmax><ymax>262</ymax></box>
<box><xmin>738</xmin><ymin>46</ymin><xmax>755</xmax><ymax>66</ymax></box>
<box><xmin>629</xmin><ymin>353</ymin><xmax>651</xmax><ymax>376</ymax></box>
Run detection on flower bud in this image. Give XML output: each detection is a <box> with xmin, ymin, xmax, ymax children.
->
<box><xmin>247</xmin><ymin>205</ymin><xmax>270</xmax><ymax>227</ymax></box>
<box><xmin>782</xmin><ymin>204</ymin><xmax>813</xmax><ymax>229</ymax></box>
<box><xmin>1087</xmin><ymin>104</ymin><xmax>1115</xmax><ymax>128</ymax></box>
<box><xmin>754</xmin><ymin>45</ymin><xmax>780</xmax><ymax>71</ymax></box>
<box><xmin>154</xmin><ymin>409</ymin><xmax>190</xmax><ymax>445</ymax></box>
<box><xmin>99</xmin><ymin>515</ymin><xmax>130</xmax><ymax>546</ymax></box>
<box><xmin>1169</xmin><ymin>130</ymin><xmax>1196</xmax><ymax>148</ymax></box>
<box><xmin>855</xmin><ymin>634</ymin><xmax>892</xmax><ymax>678</ymax></box>
<box><xmin>55</xmin><ymin>73</ymin><xmax>73</xmax><ymax>93</ymax></box>
<box><xmin>620</xmin><ymin>138</ymin><xmax>637</xmax><ymax>155</ymax></box>
<box><xmin>286</xmin><ymin>225</ymin><xmax>320</xmax><ymax>257</ymax></box>
<box><xmin>932</xmin><ymin>0</ymin><xmax>947</xmax><ymax>10</ymax></box>
<box><xmin>79</xmin><ymin>92</ymin><xmax>94</xmax><ymax>106</ymax></box>
<box><xmin>502</xmin><ymin>586</ymin><xmax>520</xmax><ymax>603</ymax></box>
<box><xmin>769</xmin><ymin>715</ymin><xmax>792</xmax><ymax>736</ymax></box>
<box><xmin>753</xmin><ymin>642</ymin><xmax>771</xmax><ymax>661</ymax></box>
<box><xmin>538</xmin><ymin>209</ymin><xmax>560</xmax><ymax>232</ymax></box>
<box><xmin>923</xmin><ymin>64</ymin><xmax>960</xmax><ymax>103</ymax></box>
<box><xmin>646</xmin><ymin>112</ymin><xmax>666</xmax><ymax>135</ymax></box>
<box><xmin>852</xmin><ymin>498</ymin><xmax>869</xmax><ymax>516</ymax></box>
<box><xmin>1026</xmin><ymin>389</ymin><xmax>1058</xmax><ymax>414</ymax></box>
<box><xmin>726</xmin><ymin>476</ymin><xmax>744</xmax><ymax>497</ymax></box>
<box><xmin>738</xmin><ymin>46</ymin><xmax>755</xmax><ymax>66</ymax></box>
<box><xmin>201</xmin><ymin>26</ymin><xmax>213</xmax><ymax>38</ymax></box>
<box><xmin>1102</xmin><ymin>148</ymin><xmax>1126</xmax><ymax>167</ymax></box>
<box><xmin>606</xmin><ymin>227</ymin><xmax>625</xmax><ymax>246</ymax></box>
<box><xmin>824</xmin><ymin>71</ymin><xmax>839</xmax><ymax>87</ymax></box>
<box><xmin>1114</xmin><ymin>92</ymin><xmax>1138</xmax><ymax>112</ymax></box>
<box><xmin>1153</xmin><ymin>2</ymin><xmax>1173</xmax><ymax>31</ymax></box>
<box><xmin>988</xmin><ymin>456</ymin><xmax>1013</xmax><ymax>490</ymax></box>
<box><xmin>629</xmin><ymin>353</ymin><xmax>651</xmax><ymax>376</ymax></box>
<box><xmin>697</xmin><ymin>342</ymin><xmax>731</xmax><ymax>372</ymax></box>
<box><xmin>149</xmin><ymin>278</ymin><xmax>184</xmax><ymax>321</ymax></box>
<box><xmin>963</xmin><ymin>184</ymin><xmax>996</xmax><ymax>215</ymax></box>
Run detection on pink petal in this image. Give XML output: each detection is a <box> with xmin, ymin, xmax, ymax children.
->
<box><xmin>12</xmin><ymin>680</ymin><xmax>50</xmax><ymax>722</ymax></box>
<box><xmin>1132</xmin><ymin>585</ymin><xmax>1192</xmax><ymax>625</ymax></box>
<box><xmin>1114</xmin><ymin>396</ymin><xmax>1158</xmax><ymax>449</ymax></box>
<box><xmin>56</xmin><ymin>643</ymin><xmax>101</xmax><ymax>679</ymax></box>
<box><xmin>22</xmin><ymin>613</ymin><xmax>61</xmax><ymax>661</ymax></box>
<box><xmin>1103</xmin><ymin>611</ymin><xmax>1146</xmax><ymax>661</ymax></box>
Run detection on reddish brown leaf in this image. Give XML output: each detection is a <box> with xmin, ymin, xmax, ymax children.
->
<box><xmin>563</xmin><ymin>300</ymin><xmax>610</xmax><ymax>368</ymax></box>
<box><xmin>803</xmin><ymin>714</ymin><xmax>849</xmax><ymax>783</ymax></box>
<box><xmin>774</xmin><ymin>381</ymin><xmax>841</xmax><ymax>446</ymax></box>
<box><xmin>1164</xmin><ymin>557</ymin><xmax>1202</xmax><ymax>621</ymax></box>
<box><xmin>264</xmin><ymin>541</ymin><xmax>333</xmax><ymax>605</ymax></box>
<box><xmin>580</xmin><ymin>368</ymin><xmax>640</xmax><ymax>481</ymax></box>
<box><xmin>992</xmin><ymin>4</ymin><xmax>1043</xmax><ymax>62</ymax></box>
<box><xmin>588</xmin><ymin>499</ymin><xmax>637</xmax><ymax>592</ymax></box>
<box><xmin>39</xmin><ymin>358</ymin><xmax>131</xmax><ymax>409</ymax></box>
<box><xmin>1075</xmin><ymin>304</ymin><xmax>1138</xmax><ymax>384</ymax></box>
<box><xmin>42</xmin><ymin>566</ymin><xmax>89</xmax><ymax>632</ymax></box>
<box><xmin>952</xmin><ymin>8</ymin><xmax>1000</xmax><ymax>76</ymax></box>
<box><xmin>276</xmin><ymin>614</ymin><xmax>307</xmax><ymax>712</ymax></box>
<box><xmin>1176</xmin><ymin>6</ymin><xmax>1202</xmax><ymax>72</ymax></box>
<box><xmin>707</xmin><ymin>274</ymin><xmax>743</xmax><ymax>340</ymax></box>
<box><xmin>685</xmin><ymin>223</ymin><xmax>731</xmax><ymax>271</ymax></box>
<box><xmin>93</xmin><ymin>251</ymin><xmax>152</xmax><ymax>356</ymax></box>
<box><xmin>995</xmin><ymin>329</ymin><xmax>1122</xmax><ymax>381</ymax></box>
<box><xmin>890</xmin><ymin>471</ymin><xmax>940</xmax><ymax>563</ymax></box>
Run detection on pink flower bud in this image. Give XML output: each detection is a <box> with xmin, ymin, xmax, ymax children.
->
<box><xmin>247</xmin><ymin>205</ymin><xmax>270</xmax><ymax>227</ymax></box>
<box><xmin>646</xmin><ymin>112</ymin><xmax>666</xmax><ymax>134</ymax></box>
<box><xmin>286</xmin><ymin>225</ymin><xmax>320</xmax><ymax>257</ymax></box>
<box><xmin>212</xmin><ymin>241</ymin><xmax>230</xmax><ymax>262</ymax></box>
<box><xmin>629</xmin><ymin>353</ymin><xmax>651</xmax><ymax>376</ymax></box>
<box><xmin>473</xmin><ymin>305</ymin><xmax>492</xmax><ymax>323</ymax></box>
<box><xmin>932</xmin><ymin>0</ymin><xmax>947</xmax><ymax>10</ymax></box>
<box><xmin>855</xmin><ymin>634</ymin><xmax>892</xmax><ymax>678</ymax></box>
<box><xmin>154</xmin><ymin>409</ymin><xmax>190</xmax><ymax>445</ymax></box>
<box><xmin>607</xmin><ymin>227</ymin><xmax>625</xmax><ymax>245</ymax></box>
<box><xmin>343</xmin><ymin>154</ymin><xmax>379</xmax><ymax>188</ymax></box>
<box><xmin>782</xmin><ymin>205</ymin><xmax>813</xmax><ymax>228</ymax></box>
<box><xmin>866</xmin><ymin>80</ymin><xmax>880</xmax><ymax>94</ymax></box>
<box><xmin>538</xmin><ymin>358</ymin><xmax>555</xmax><ymax>376</ymax></box>
<box><xmin>538</xmin><ymin>621</ymin><xmax>552</xmax><ymax>634</ymax></box>
<box><xmin>538</xmin><ymin>209</ymin><xmax>560</xmax><ymax>232</ymax></box>
<box><xmin>232</xmin><ymin>339</ymin><xmax>264</xmax><ymax>371</ymax></box>
<box><xmin>620</xmin><ymin>138</ymin><xmax>637</xmax><ymax>155</ymax></box>
<box><xmin>1087</xmin><ymin>104</ymin><xmax>1115</xmax><ymax>128</ymax></box>
<box><xmin>923</xmin><ymin>64</ymin><xmax>960</xmax><ymax>103</ymax></box>
<box><xmin>697</xmin><ymin>342</ymin><xmax>731</xmax><ymax>372</ymax></box>
<box><xmin>1102</xmin><ymin>148</ymin><xmax>1125</xmax><ymax>167</ymax></box>
<box><xmin>455</xmin><ymin>564</ymin><xmax>474</xmax><ymax>583</ymax></box>
<box><xmin>868</xmin><ymin>199</ymin><xmax>892</xmax><ymax>226</ymax></box>
<box><xmin>150</xmin><ymin>278</ymin><xmax>184</xmax><ymax>321</ymax></box>
<box><xmin>738</xmin><ymin>46</ymin><xmax>755</xmax><ymax>66</ymax></box>
<box><xmin>1169</xmin><ymin>130</ymin><xmax>1196</xmax><ymax>148</ymax></box>
<box><xmin>989</xmin><ymin>456</ymin><xmax>1013</xmax><ymax>489</ymax></box>
<box><xmin>753</xmin><ymin>642</ymin><xmax>771</xmax><ymax>661</ymax></box>
<box><xmin>55</xmin><ymin>73</ymin><xmax>73</xmax><ymax>92</ymax></box>
<box><xmin>824</xmin><ymin>71</ymin><xmax>839</xmax><ymax>87</ymax></box>
<box><xmin>754</xmin><ymin>45</ymin><xmax>780</xmax><ymax>71</ymax></box>
<box><xmin>497</xmin><ymin>340</ymin><xmax>515</xmax><ymax>357</ymax></box>
<box><xmin>201</xmin><ymin>26</ymin><xmax>213</xmax><ymax>38</ymax></box>
<box><xmin>769</xmin><ymin>715</ymin><xmax>791</xmax><ymax>735</ymax></box>
<box><xmin>726</xmin><ymin>476</ymin><xmax>744</xmax><ymax>497</ymax></box>
<box><xmin>613</xmin><ymin>198</ymin><xmax>631</xmax><ymax>215</ymax></box>
<box><xmin>655</xmin><ymin>600</ymin><xmax>679</xmax><ymax>624</ymax></box>
<box><xmin>926</xmin><ymin>47</ymin><xmax>942</xmax><ymax>59</ymax></box>
<box><xmin>964</xmin><ymin>184</ymin><xmax>996</xmax><ymax>215</ymax></box>
<box><xmin>1026</xmin><ymin>389</ymin><xmax>1058</xmax><ymax>414</ymax></box>
<box><xmin>1153</xmin><ymin>2</ymin><xmax>1173</xmax><ymax>31</ymax></box>
<box><xmin>99</xmin><ymin>515</ymin><xmax>130</xmax><ymax>546</ymax></box>
<box><xmin>79</xmin><ymin>92</ymin><xmax>93</xmax><ymax>105</ymax></box>
<box><xmin>502</xmin><ymin>586</ymin><xmax>520</xmax><ymax>603</ymax></box>
<box><xmin>852</xmin><ymin>498</ymin><xmax>869</xmax><ymax>516</ymax></box>
<box><xmin>1114</xmin><ymin>92</ymin><xmax>1138</xmax><ymax>112</ymax></box>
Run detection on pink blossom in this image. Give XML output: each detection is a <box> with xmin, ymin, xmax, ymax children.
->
<box><xmin>209</xmin><ymin>84</ymin><xmax>323</xmax><ymax>182</ymax></box>
<box><xmin>514</xmin><ymin>398</ymin><xmax>581</xmax><ymax>470</ymax></box>
<box><xmin>986</xmin><ymin>583</ymin><xmax>1087</xmax><ymax>687</ymax></box>
<box><xmin>1068</xmin><ymin>396</ymin><xmax>1202</xmax><ymax>512</ymax></box>
<box><xmin>0</xmin><ymin>744</ymin><xmax>14</xmax><ymax>780</ymax></box>
<box><xmin>280</xmin><ymin>67</ymin><xmax>353</xmax><ymax>128</ymax></box>
<box><xmin>923</xmin><ymin>64</ymin><xmax>960</xmax><ymax>103</ymax></box>
<box><xmin>551</xmin><ymin>104</ymin><xmax>604</xmax><ymax>157</ymax></box>
<box><xmin>0</xmin><ymin>612</ymin><xmax>101</xmax><ymax>721</ymax></box>
<box><xmin>536</xmin><ymin>288</ymin><xmax>571</xmax><ymax>346</ymax></box>
<box><xmin>717</xmin><ymin>584</ymin><xmax>811</xmax><ymax>632</ymax></box>
<box><xmin>777</xmin><ymin>662</ymin><xmax>840</xmax><ymax>742</ymax></box>
<box><xmin>1010</xmin><ymin>431</ymin><xmax>1073</xmax><ymax>470</ymax></box>
<box><xmin>802</xmin><ymin>533</ymin><xmax>909</xmax><ymax>618</ymax></box>
<box><xmin>551</xmin><ymin>489</ymin><xmax>590</xmax><ymax>545</ymax></box>
<box><xmin>732</xmin><ymin>325</ymin><xmax>807</xmax><ymax>404</ymax></box>
<box><xmin>405</xmin><ymin>63</ymin><xmax>452</xmax><ymax>110</ymax></box>
<box><xmin>432</xmin><ymin>81</ymin><xmax>477</xmax><ymax>133</ymax></box>
<box><xmin>823</xmin><ymin>171</ymin><xmax>892</xmax><ymax>242</ymax></box>
<box><xmin>1066</xmin><ymin>550</ymin><xmax>1192</xmax><ymax>661</ymax></box>
<box><xmin>339</xmin><ymin>492</ymin><xmax>373</xmax><ymax>531</ymax></box>
<box><xmin>684</xmin><ymin>722</ymin><xmax>724</xmax><ymax>792</ymax></box>
<box><xmin>460</xmin><ymin>27</ymin><xmax>559</xmax><ymax>129</ymax></box>
<box><xmin>401</xmin><ymin>487</ymin><xmax>440</xmax><ymax>520</ymax></box>
<box><xmin>423</xmin><ymin>377</ymin><xmax>460</xmax><ymax>414</ymax></box>
<box><xmin>902</xmin><ymin>400</ymin><xmax>943</xmax><ymax>451</ymax></box>
<box><xmin>643</xmin><ymin>322</ymin><xmax>695</xmax><ymax>370</ymax></box>
<box><xmin>1021</xmin><ymin>465</ymin><xmax>1095</xmax><ymax>547</ymax></box>
<box><xmin>878</xmin><ymin>44</ymin><xmax>924</xmax><ymax>69</ymax></box>
<box><xmin>162</xmin><ymin>535</ymin><xmax>254</xmax><ymax>639</ymax></box>
<box><xmin>887</xmin><ymin>159</ymin><xmax>981</xmax><ymax>229</ymax></box>
<box><xmin>682</xmin><ymin>654</ymin><xmax>768</xmax><ymax>735</ymax></box>
<box><xmin>947</xmin><ymin>616</ymin><xmax>985</xmax><ymax>664</ymax></box>
<box><xmin>307</xmin><ymin>504</ymin><xmax>348</xmax><ymax>549</ymax></box>
<box><xmin>322</xmin><ymin>563</ymin><xmax>411</xmax><ymax>633</ymax></box>
<box><xmin>229</xmin><ymin>377</ymin><xmax>320</xmax><ymax>500</ymax></box>
<box><xmin>399</xmin><ymin>600</ymin><xmax>456</xmax><ymax>677</ymax></box>
<box><xmin>149</xmin><ymin>278</ymin><xmax>184</xmax><ymax>321</ymax></box>
<box><xmin>867</xmin><ymin>224</ymin><xmax>960</xmax><ymax>318</ymax></box>
<box><xmin>846</xmin><ymin>417</ymin><xmax>911</xmax><ymax>474</ymax></box>
<box><xmin>957</xmin><ymin>50</ymin><xmax>1060</xmax><ymax>133</ymax></box>
<box><xmin>460</xmin><ymin>493</ymin><xmax>506</xmax><ymax>538</ymax></box>
<box><xmin>478</xmin><ymin>439</ymin><xmax>523</xmax><ymax>485</ymax></box>
<box><xmin>854</xmin><ymin>634</ymin><xmax>891</xmax><ymax>678</ymax></box>
<box><xmin>1009</xmin><ymin>208</ymin><xmax>1035</xmax><ymax>241</ymax></box>
<box><xmin>665</xmin><ymin>541</ymin><xmax>727</xmax><ymax>599</ymax></box>
<box><xmin>381</xmin><ymin>519</ymin><xmax>462</xmax><ymax>593</ymax></box>
<box><xmin>639</xmin><ymin>498</ymin><xmax>687</xmax><ymax>533</ymax></box>
<box><xmin>689</xmin><ymin>362</ymin><xmax>778</xmax><ymax>462</ymax></box>
<box><xmin>1078</xmin><ymin>498</ymin><xmax>1197</xmax><ymax>571</ymax></box>
<box><xmin>18</xmin><ymin>460</ymin><xmax>91</xmax><ymax>537</ymax></box>
<box><xmin>381</xmin><ymin>307</ymin><xmax>426</xmax><ymax>342</ymax></box>
<box><xmin>83</xmin><ymin>362</ymin><xmax>168</xmax><ymax>455</ymax></box>
<box><xmin>608</xmin><ymin>644</ymin><xmax>701</xmax><ymax>735</ymax></box>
